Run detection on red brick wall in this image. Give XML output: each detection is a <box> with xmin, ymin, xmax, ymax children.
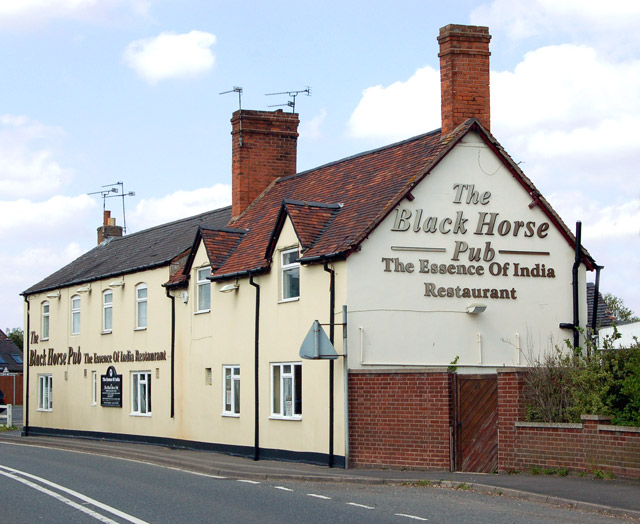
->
<box><xmin>349</xmin><ymin>370</ymin><xmax>452</xmax><ymax>469</ymax></box>
<box><xmin>438</xmin><ymin>24</ymin><xmax>491</xmax><ymax>135</ymax></box>
<box><xmin>496</xmin><ymin>369</ymin><xmax>640</xmax><ymax>479</ymax></box>
<box><xmin>231</xmin><ymin>109</ymin><xmax>299</xmax><ymax>218</ymax></box>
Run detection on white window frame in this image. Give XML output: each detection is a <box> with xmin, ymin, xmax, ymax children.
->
<box><xmin>196</xmin><ymin>267</ymin><xmax>211</xmax><ymax>313</ymax></box>
<box><xmin>41</xmin><ymin>301</ymin><xmax>50</xmax><ymax>340</ymax></box>
<box><xmin>222</xmin><ymin>365</ymin><xmax>240</xmax><ymax>416</ymax></box>
<box><xmin>92</xmin><ymin>371</ymin><xmax>97</xmax><ymax>406</ymax></box>
<box><xmin>136</xmin><ymin>283</ymin><xmax>148</xmax><ymax>329</ymax></box>
<box><xmin>131</xmin><ymin>371</ymin><xmax>151</xmax><ymax>416</ymax></box>
<box><xmin>270</xmin><ymin>362</ymin><xmax>302</xmax><ymax>420</ymax></box>
<box><xmin>281</xmin><ymin>248</ymin><xmax>300</xmax><ymax>302</ymax></box>
<box><xmin>38</xmin><ymin>374</ymin><xmax>53</xmax><ymax>411</ymax></box>
<box><xmin>71</xmin><ymin>295</ymin><xmax>81</xmax><ymax>335</ymax></box>
<box><xmin>102</xmin><ymin>290</ymin><xmax>113</xmax><ymax>333</ymax></box>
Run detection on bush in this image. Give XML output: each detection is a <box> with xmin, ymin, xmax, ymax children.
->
<box><xmin>523</xmin><ymin>331</ymin><xmax>640</xmax><ymax>426</ymax></box>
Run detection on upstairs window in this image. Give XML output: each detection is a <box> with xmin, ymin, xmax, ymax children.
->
<box><xmin>223</xmin><ymin>366</ymin><xmax>240</xmax><ymax>416</ymax></box>
<box><xmin>136</xmin><ymin>284</ymin><xmax>148</xmax><ymax>329</ymax></box>
<box><xmin>41</xmin><ymin>301</ymin><xmax>50</xmax><ymax>340</ymax></box>
<box><xmin>102</xmin><ymin>290</ymin><xmax>113</xmax><ymax>333</ymax></box>
<box><xmin>281</xmin><ymin>248</ymin><xmax>300</xmax><ymax>301</ymax></box>
<box><xmin>71</xmin><ymin>295</ymin><xmax>81</xmax><ymax>335</ymax></box>
<box><xmin>196</xmin><ymin>267</ymin><xmax>211</xmax><ymax>312</ymax></box>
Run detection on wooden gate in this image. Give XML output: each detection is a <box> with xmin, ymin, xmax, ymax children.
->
<box><xmin>453</xmin><ymin>374</ymin><xmax>498</xmax><ymax>472</ymax></box>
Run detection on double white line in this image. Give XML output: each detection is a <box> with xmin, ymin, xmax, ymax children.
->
<box><xmin>0</xmin><ymin>464</ymin><xmax>149</xmax><ymax>524</ymax></box>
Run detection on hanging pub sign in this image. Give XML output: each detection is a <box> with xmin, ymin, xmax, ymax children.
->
<box><xmin>101</xmin><ymin>365</ymin><xmax>122</xmax><ymax>408</ymax></box>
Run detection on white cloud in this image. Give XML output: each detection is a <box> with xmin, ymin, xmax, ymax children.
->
<box><xmin>123</xmin><ymin>31</ymin><xmax>216</xmax><ymax>85</ymax></box>
<box><xmin>347</xmin><ymin>66</ymin><xmax>440</xmax><ymax>141</ymax></box>
<box><xmin>300</xmin><ymin>109</ymin><xmax>327</xmax><ymax>140</ymax></box>
<box><xmin>128</xmin><ymin>183</ymin><xmax>231</xmax><ymax>231</ymax></box>
<box><xmin>471</xmin><ymin>0</ymin><xmax>640</xmax><ymax>43</ymax></box>
<box><xmin>0</xmin><ymin>115</ymin><xmax>74</xmax><ymax>199</ymax></box>
<box><xmin>0</xmin><ymin>0</ymin><xmax>151</xmax><ymax>25</ymax></box>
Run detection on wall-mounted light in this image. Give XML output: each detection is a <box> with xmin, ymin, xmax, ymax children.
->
<box><xmin>181</xmin><ymin>291</ymin><xmax>189</xmax><ymax>304</ymax></box>
<box><xmin>109</xmin><ymin>280</ymin><xmax>125</xmax><ymax>287</ymax></box>
<box><xmin>46</xmin><ymin>291</ymin><xmax>61</xmax><ymax>299</ymax></box>
<box><xmin>219</xmin><ymin>282</ymin><xmax>239</xmax><ymax>293</ymax></box>
<box><xmin>76</xmin><ymin>284</ymin><xmax>92</xmax><ymax>293</ymax></box>
<box><xmin>466</xmin><ymin>304</ymin><xmax>487</xmax><ymax>314</ymax></box>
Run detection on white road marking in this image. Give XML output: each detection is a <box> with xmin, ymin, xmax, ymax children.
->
<box><xmin>237</xmin><ymin>479</ymin><xmax>261</xmax><ymax>484</ymax></box>
<box><xmin>274</xmin><ymin>486</ymin><xmax>293</xmax><ymax>491</ymax></box>
<box><xmin>395</xmin><ymin>513</ymin><xmax>429</xmax><ymax>521</ymax></box>
<box><xmin>0</xmin><ymin>466</ymin><xmax>149</xmax><ymax>524</ymax></box>
<box><xmin>307</xmin><ymin>493</ymin><xmax>332</xmax><ymax>500</ymax></box>
<box><xmin>165</xmin><ymin>466</ymin><xmax>226</xmax><ymax>479</ymax></box>
<box><xmin>347</xmin><ymin>502</ymin><xmax>374</xmax><ymax>509</ymax></box>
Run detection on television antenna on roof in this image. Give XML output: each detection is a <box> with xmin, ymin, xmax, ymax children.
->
<box><xmin>219</xmin><ymin>86</ymin><xmax>243</xmax><ymax>110</ymax></box>
<box><xmin>88</xmin><ymin>181</ymin><xmax>136</xmax><ymax>234</ymax></box>
<box><xmin>265</xmin><ymin>87</ymin><xmax>311</xmax><ymax>113</ymax></box>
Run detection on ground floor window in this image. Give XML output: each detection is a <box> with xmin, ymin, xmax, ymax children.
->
<box><xmin>38</xmin><ymin>374</ymin><xmax>53</xmax><ymax>411</ymax></box>
<box><xmin>271</xmin><ymin>362</ymin><xmax>302</xmax><ymax>419</ymax></box>
<box><xmin>223</xmin><ymin>366</ymin><xmax>240</xmax><ymax>415</ymax></box>
<box><xmin>131</xmin><ymin>371</ymin><xmax>151</xmax><ymax>415</ymax></box>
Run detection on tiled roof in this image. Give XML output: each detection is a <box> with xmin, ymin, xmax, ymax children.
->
<box><xmin>212</xmin><ymin>119</ymin><xmax>594</xmax><ymax>280</ymax></box>
<box><xmin>23</xmin><ymin>207</ymin><xmax>232</xmax><ymax>295</ymax></box>
<box><xmin>587</xmin><ymin>283</ymin><xmax>616</xmax><ymax>328</ymax></box>
<box><xmin>0</xmin><ymin>337</ymin><xmax>23</xmax><ymax>373</ymax></box>
<box><xmin>266</xmin><ymin>200</ymin><xmax>341</xmax><ymax>257</ymax></box>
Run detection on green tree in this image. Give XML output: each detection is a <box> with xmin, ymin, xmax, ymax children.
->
<box><xmin>5</xmin><ymin>327</ymin><xmax>23</xmax><ymax>349</ymax></box>
<box><xmin>603</xmin><ymin>293</ymin><xmax>639</xmax><ymax>323</ymax></box>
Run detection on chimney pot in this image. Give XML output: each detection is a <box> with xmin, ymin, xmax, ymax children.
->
<box><xmin>97</xmin><ymin>210</ymin><xmax>123</xmax><ymax>244</ymax></box>
<box><xmin>438</xmin><ymin>24</ymin><xmax>491</xmax><ymax>135</ymax></box>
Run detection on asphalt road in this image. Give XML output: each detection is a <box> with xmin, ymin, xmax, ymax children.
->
<box><xmin>0</xmin><ymin>442</ymin><xmax>627</xmax><ymax>523</ymax></box>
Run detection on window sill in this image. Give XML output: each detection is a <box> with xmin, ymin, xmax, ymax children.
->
<box><xmin>101</xmin><ymin>330</ymin><xmax>112</xmax><ymax>335</ymax></box>
<box><xmin>278</xmin><ymin>297</ymin><xmax>300</xmax><ymax>304</ymax></box>
<box><xmin>37</xmin><ymin>408</ymin><xmax>52</xmax><ymax>412</ymax></box>
<box><xmin>222</xmin><ymin>413</ymin><xmax>240</xmax><ymax>418</ymax></box>
<box><xmin>194</xmin><ymin>309</ymin><xmax>210</xmax><ymax>315</ymax></box>
<box><xmin>269</xmin><ymin>415</ymin><xmax>302</xmax><ymax>421</ymax></box>
<box><xmin>129</xmin><ymin>412</ymin><xmax>152</xmax><ymax>417</ymax></box>
<box><xmin>134</xmin><ymin>327</ymin><xmax>147</xmax><ymax>331</ymax></box>
<box><xmin>40</xmin><ymin>337</ymin><xmax>49</xmax><ymax>342</ymax></box>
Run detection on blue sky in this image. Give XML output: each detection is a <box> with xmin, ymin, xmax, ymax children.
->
<box><xmin>1</xmin><ymin>0</ymin><xmax>639</xmax><ymax>329</ymax></box>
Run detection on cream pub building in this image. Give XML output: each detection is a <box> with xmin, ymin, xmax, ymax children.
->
<box><xmin>22</xmin><ymin>25</ymin><xmax>596</xmax><ymax>472</ymax></box>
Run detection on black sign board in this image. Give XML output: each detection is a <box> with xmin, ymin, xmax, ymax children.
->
<box><xmin>101</xmin><ymin>365</ymin><xmax>122</xmax><ymax>408</ymax></box>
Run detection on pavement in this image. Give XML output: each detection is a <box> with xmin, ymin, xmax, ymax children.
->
<box><xmin>0</xmin><ymin>425</ymin><xmax>639</xmax><ymax>520</ymax></box>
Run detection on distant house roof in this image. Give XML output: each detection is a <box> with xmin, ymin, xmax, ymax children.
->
<box><xmin>587</xmin><ymin>282</ymin><xmax>616</xmax><ymax>329</ymax></box>
<box><xmin>23</xmin><ymin>207</ymin><xmax>232</xmax><ymax>295</ymax></box>
<box><xmin>0</xmin><ymin>329</ymin><xmax>23</xmax><ymax>373</ymax></box>
<box><xmin>210</xmin><ymin>119</ymin><xmax>595</xmax><ymax>280</ymax></box>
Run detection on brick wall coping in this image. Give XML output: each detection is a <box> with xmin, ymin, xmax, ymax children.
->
<box><xmin>599</xmin><ymin>425</ymin><xmax>640</xmax><ymax>434</ymax></box>
<box><xmin>515</xmin><ymin>421</ymin><xmax>582</xmax><ymax>429</ymax></box>
<box><xmin>496</xmin><ymin>367</ymin><xmax>528</xmax><ymax>373</ymax></box>
<box><xmin>349</xmin><ymin>367</ymin><xmax>448</xmax><ymax>375</ymax></box>
<box><xmin>581</xmin><ymin>414</ymin><xmax>612</xmax><ymax>422</ymax></box>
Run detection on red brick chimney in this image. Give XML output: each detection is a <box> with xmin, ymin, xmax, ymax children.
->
<box><xmin>438</xmin><ymin>24</ymin><xmax>491</xmax><ymax>135</ymax></box>
<box><xmin>231</xmin><ymin>109</ymin><xmax>299</xmax><ymax>219</ymax></box>
<box><xmin>97</xmin><ymin>210</ymin><xmax>123</xmax><ymax>244</ymax></box>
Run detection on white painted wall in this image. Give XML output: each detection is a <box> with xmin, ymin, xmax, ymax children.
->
<box><xmin>346</xmin><ymin>132</ymin><xmax>588</xmax><ymax>371</ymax></box>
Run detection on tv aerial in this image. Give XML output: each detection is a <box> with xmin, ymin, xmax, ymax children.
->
<box><xmin>219</xmin><ymin>86</ymin><xmax>243</xmax><ymax>110</ymax></box>
<box><xmin>265</xmin><ymin>87</ymin><xmax>311</xmax><ymax>113</ymax></box>
<box><xmin>88</xmin><ymin>181</ymin><xmax>136</xmax><ymax>234</ymax></box>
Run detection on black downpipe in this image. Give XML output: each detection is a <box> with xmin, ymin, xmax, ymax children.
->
<box><xmin>166</xmin><ymin>289</ymin><xmax>176</xmax><ymax>418</ymax></box>
<box><xmin>250</xmin><ymin>274</ymin><xmax>260</xmax><ymax>461</ymax></box>
<box><xmin>590</xmin><ymin>265</ymin><xmax>603</xmax><ymax>355</ymax></box>
<box><xmin>22</xmin><ymin>296</ymin><xmax>30</xmax><ymax>436</ymax></box>
<box><xmin>572</xmin><ymin>222</ymin><xmax>582</xmax><ymax>350</ymax></box>
<box><xmin>323</xmin><ymin>262</ymin><xmax>335</xmax><ymax>468</ymax></box>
